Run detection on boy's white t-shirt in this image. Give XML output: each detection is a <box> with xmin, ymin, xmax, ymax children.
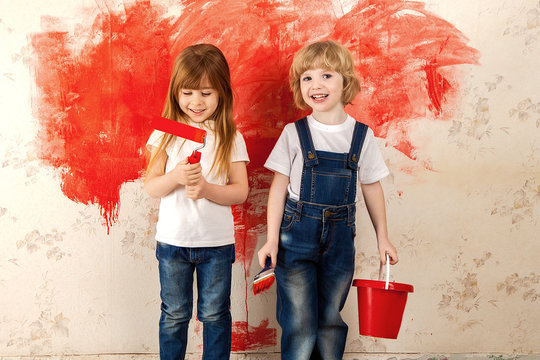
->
<box><xmin>147</xmin><ymin>126</ymin><xmax>249</xmax><ymax>247</ymax></box>
<box><xmin>264</xmin><ymin>115</ymin><xmax>389</xmax><ymax>201</ymax></box>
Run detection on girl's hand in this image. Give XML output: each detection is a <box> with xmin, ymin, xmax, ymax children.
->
<box><xmin>378</xmin><ymin>238</ymin><xmax>398</xmax><ymax>265</ymax></box>
<box><xmin>257</xmin><ymin>240</ymin><xmax>278</xmax><ymax>268</ymax></box>
<box><xmin>185</xmin><ymin>176</ymin><xmax>208</xmax><ymax>200</ymax></box>
<box><xmin>171</xmin><ymin>158</ymin><xmax>202</xmax><ymax>186</ymax></box>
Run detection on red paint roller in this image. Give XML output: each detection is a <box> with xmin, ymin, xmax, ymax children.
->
<box><xmin>151</xmin><ymin>116</ymin><xmax>207</xmax><ymax>164</ymax></box>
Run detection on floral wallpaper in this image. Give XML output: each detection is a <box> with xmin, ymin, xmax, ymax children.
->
<box><xmin>1</xmin><ymin>0</ymin><xmax>539</xmax><ymax>358</ymax></box>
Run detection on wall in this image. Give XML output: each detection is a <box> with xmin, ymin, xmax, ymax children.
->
<box><xmin>0</xmin><ymin>0</ymin><xmax>538</xmax><ymax>357</ymax></box>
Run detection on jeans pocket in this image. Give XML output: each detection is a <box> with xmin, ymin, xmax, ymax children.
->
<box><xmin>280</xmin><ymin>211</ymin><xmax>295</xmax><ymax>232</ymax></box>
<box><xmin>156</xmin><ymin>241</ymin><xmax>167</xmax><ymax>261</ymax></box>
<box><xmin>156</xmin><ymin>242</ymin><xmax>182</xmax><ymax>263</ymax></box>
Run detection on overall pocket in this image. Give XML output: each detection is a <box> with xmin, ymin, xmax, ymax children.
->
<box><xmin>310</xmin><ymin>167</ymin><xmax>352</xmax><ymax>205</ymax></box>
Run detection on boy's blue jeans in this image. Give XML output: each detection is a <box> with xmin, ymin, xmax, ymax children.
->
<box><xmin>276</xmin><ymin>199</ymin><xmax>356</xmax><ymax>360</ymax></box>
<box><xmin>156</xmin><ymin>242</ymin><xmax>235</xmax><ymax>360</ymax></box>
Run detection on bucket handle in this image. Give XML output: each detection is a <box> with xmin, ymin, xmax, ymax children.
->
<box><xmin>378</xmin><ymin>253</ymin><xmax>390</xmax><ymax>290</ymax></box>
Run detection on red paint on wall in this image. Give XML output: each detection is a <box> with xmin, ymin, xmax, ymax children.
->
<box><xmin>332</xmin><ymin>0</ymin><xmax>479</xmax><ymax>157</ymax></box>
<box><xmin>231</xmin><ymin>319</ymin><xmax>277</xmax><ymax>351</ymax></box>
<box><xmin>29</xmin><ymin>0</ymin><xmax>479</xmax><ymax>350</ymax></box>
<box><xmin>29</xmin><ymin>1</ymin><xmax>172</xmax><ymax>232</ymax></box>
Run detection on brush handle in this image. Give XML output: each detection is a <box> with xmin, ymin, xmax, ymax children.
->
<box><xmin>264</xmin><ymin>257</ymin><xmax>272</xmax><ymax>269</ymax></box>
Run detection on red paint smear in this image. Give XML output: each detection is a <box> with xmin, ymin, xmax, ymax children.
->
<box><xmin>28</xmin><ymin>0</ymin><xmax>480</xmax><ymax>234</ymax></box>
<box><xmin>231</xmin><ymin>319</ymin><xmax>277</xmax><ymax>351</ymax></box>
<box><xmin>193</xmin><ymin>318</ymin><xmax>276</xmax><ymax>351</ymax></box>
<box><xmin>333</xmin><ymin>0</ymin><xmax>480</xmax><ymax>154</ymax></box>
<box><xmin>29</xmin><ymin>1</ymin><xmax>172</xmax><ymax>232</ymax></box>
<box><xmin>28</xmin><ymin>0</ymin><xmax>479</xmax><ymax>350</ymax></box>
<box><xmin>425</xmin><ymin>64</ymin><xmax>452</xmax><ymax>115</ymax></box>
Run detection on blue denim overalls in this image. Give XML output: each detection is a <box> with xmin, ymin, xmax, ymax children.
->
<box><xmin>275</xmin><ymin>117</ymin><xmax>368</xmax><ymax>360</ymax></box>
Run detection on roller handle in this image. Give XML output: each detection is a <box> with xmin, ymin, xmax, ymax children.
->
<box><xmin>188</xmin><ymin>151</ymin><xmax>201</xmax><ymax>164</ymax></box>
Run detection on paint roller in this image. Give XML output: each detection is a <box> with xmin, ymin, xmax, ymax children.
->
<box><xmin>151</xmin><ymin>116</ymin><xmax>207</xmax><ymax>164</ymax></box>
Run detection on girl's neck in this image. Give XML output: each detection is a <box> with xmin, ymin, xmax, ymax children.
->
<box><xmin>183</xmin><ymin>117</ymin><xmax>215</xmax><ymax>130</ymax></box>
<box><xmin>311</xmin><ymin>106</ymin><xmax>348</xmax><ymax>125</ymax></box>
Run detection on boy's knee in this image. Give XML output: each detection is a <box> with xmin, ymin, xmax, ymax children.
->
<box><xmin>161</xmin><ymin>303</ymin><xmax>192</xmax><ymax>324</ymax></box>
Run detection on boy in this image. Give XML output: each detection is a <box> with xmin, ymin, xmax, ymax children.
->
<box><xmin>258</xmin><ymin>40</ymin><xmax>398</xmax><ymax>359</ymax></box>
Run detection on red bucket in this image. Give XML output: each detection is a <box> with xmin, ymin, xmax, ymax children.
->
<box><xmin>352</xmin><ymin>256</ymin><xmax>413</xmax><ymax>339</ymax></box>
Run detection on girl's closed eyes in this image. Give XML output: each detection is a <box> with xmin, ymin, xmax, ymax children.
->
<box><xmin>181</xmin><ymin>90</ymin><xmax>214</xmax><ymax>96</ymax></box>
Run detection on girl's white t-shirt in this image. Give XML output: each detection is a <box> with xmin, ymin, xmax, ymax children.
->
<box><xmin>147</xmin><ymin>125</ymin><xmax>249</xmax><ymax>247</ymax></box>
<box><xmin>264</xmin><ymin>115</ymin><xmax>389</xmax><ymax>201</ymax></box>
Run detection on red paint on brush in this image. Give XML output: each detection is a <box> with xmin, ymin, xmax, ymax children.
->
<box><xmin>231</xmin><ymin>319</ymin><xmax>277</xmax><ymax>351</ymax></box>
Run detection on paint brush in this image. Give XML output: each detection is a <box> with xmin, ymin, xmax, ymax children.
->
<box><xmin>253</xmin><ymin>257</ymin><xmax>275</xmax><ymax>295</ymax></box>
<box><xmin>151</xmin><ymin>116</ymin><xmax>207</xmax><ymax>163</ymax></box>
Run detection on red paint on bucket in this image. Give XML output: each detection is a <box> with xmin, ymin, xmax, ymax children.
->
<box><xmin>352</xmin><ymin>279</ymin><xmax>414</xmax><ymax>339</ymax></box>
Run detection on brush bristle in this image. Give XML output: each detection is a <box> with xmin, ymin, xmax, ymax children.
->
<box><xmin>252</xmin><ymin>257</ymin><xmax>276</xmax><ymax>295</ymax></box>
<box><xmin>253</xmin><ymin>275</ymin><xmax>275</xmax><ymax>295</ymax></box>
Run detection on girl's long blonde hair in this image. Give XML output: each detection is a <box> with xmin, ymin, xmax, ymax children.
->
<box><xmin>147</xmin><ymin>44</ymin><xmax>236</xmax><ymax>178</ymax></box>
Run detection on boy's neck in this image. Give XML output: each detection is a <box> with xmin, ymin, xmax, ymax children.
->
<box><xmin>311</xmin><ymin>107</ymin><xmax>348</xmax><ymax>125</ymax></box>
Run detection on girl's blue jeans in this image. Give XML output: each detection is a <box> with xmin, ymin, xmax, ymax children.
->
<box><xmin>156</xmin><ymin>242</ymin><xmax>235</xmax><ymax>360</ymax></box>
<box><xmin>275</xmin><ymin>198</ymin><xmax>356</xmax><ymax>360</ymax></box>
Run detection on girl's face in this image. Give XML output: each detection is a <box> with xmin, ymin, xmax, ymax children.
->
<box><xmin>178</xmin><ymin>77</ymin><xmax>219</xmax><ymax>124</ymax></box>
<box><xmin>300</xmin><ymin>68</ymin><xmax>344</xmax><ymax>114</ymax></box>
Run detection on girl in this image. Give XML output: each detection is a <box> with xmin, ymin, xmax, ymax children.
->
<box><xmin>258</xmin><ymin>40</ymin><xmax>398</xmax><ymax>359</ymax></box>
<box><xmin>145</xmin><ymin>44</ymin><xmax>249</xmax><ymax>360</ymax></box>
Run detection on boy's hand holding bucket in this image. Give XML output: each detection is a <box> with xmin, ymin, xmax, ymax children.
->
<box><xmin>352</xmin><ymin>254</ymin><xmax>414</xmax><ymax>339</ymax></box>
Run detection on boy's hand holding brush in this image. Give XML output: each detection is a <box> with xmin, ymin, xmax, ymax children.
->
<box><xmin>252</xmin><ymin>257</ymin><xmax>275</xmax><ymax>295</ymax></box>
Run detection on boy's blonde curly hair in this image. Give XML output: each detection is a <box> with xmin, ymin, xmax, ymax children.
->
<box><xmin>289</xmin><ymin>40</ymin><xmax>361</xmax><ymax>110</ymax></box>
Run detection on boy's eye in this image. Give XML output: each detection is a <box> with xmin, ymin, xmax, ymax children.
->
<box><xmin>302</xmin><ymin>76</ymin><xmax>312</xmax><ymax>81</ymax></box>
<box><xmin>323</xmin><ymin>74</ymin><xmax>332</xmax><ymax>79</ymax></box>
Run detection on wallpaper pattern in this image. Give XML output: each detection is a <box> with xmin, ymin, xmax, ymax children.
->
<box><xmin>0</xmin><ymin>0</ymin><xmax>539</xmax><ymax>357</ymax></box>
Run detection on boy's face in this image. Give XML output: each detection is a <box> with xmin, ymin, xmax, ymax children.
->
<box><xmin>300</xmin><ymin>68</ymin><xmax>344</xmax><ymax>114</ymax></box>
<box><xmin>178</xmin><ymin>76</ymin><xmax>219</xmax><ymax>124</ymax></box>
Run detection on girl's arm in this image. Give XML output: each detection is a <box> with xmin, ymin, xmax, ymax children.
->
<box><xmin>361</xmin><ymin>181</ymin><xmax>399</xmax><ymax>265</ymax></box>
<box><xmin>185</xmin><ymin>161</ymin><xmax>249</xmax><ymax>205</ymax></box>
<box><xmin>144</xmin><ymin>146</ymin><xmax>202</xmax><ymax>198</ymax></box>
<box><xmin>257</xmin><ymin>172</ymin><xmax>290</xmax><ymax>268</ymax></box>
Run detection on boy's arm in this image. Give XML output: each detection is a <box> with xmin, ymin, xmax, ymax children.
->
<box><xmin>257</xmin><ymin>172</ymin><xmax>290</xmax><ymax>268</ymax></box>
<box><xmin>144</xmin><ymin>146</ymin><xmax>202</xmax><ymax>198</ymax></box>
<box><xmin>185</xmin><ymin>161</ymin><xmax>249</xmax><ymax>205</ymax></box>
<box><xmin>361</xmin><ymin>181</ymin><xmax>399</xmax><ymax>265</ymax></box>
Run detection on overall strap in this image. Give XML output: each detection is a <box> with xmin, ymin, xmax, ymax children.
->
<box><xmin>294</xmin><ymin>117</ymin><xmax>319</xmax><ymax>167</ymax></box>
<box><xmin>347</xmin><ymin>121</ymin><xmax>368</xmax><ymax>170</ymax></box>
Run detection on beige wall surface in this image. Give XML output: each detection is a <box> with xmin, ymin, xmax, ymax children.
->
<box><xmin>0</xmin><ymin>0</ymin><xmax>539</xmax><ymax>357</ymax></box>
